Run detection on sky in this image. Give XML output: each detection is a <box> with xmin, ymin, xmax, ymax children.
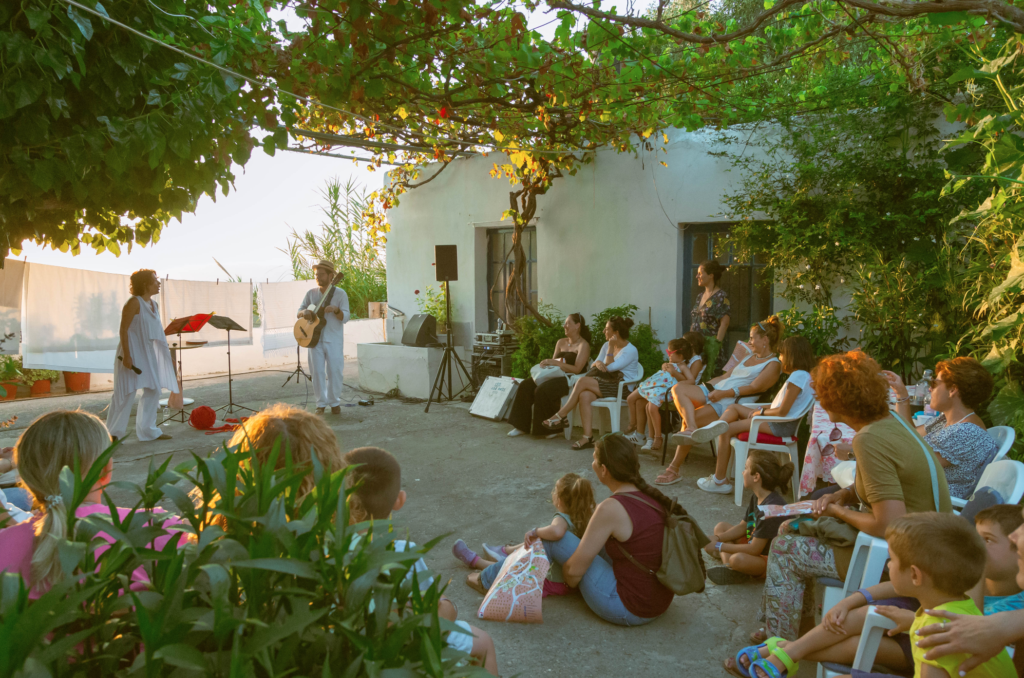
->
<box><xmin>16</xmin><ymin>5</ymin><xmax>563</xmax><ymax>284</ymax></box>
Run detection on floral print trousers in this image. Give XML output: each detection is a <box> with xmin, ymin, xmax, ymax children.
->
<box><xmin>758</xmin><ymin>535</ymin><xmax>839</xmax><ymax>640</ymax></box>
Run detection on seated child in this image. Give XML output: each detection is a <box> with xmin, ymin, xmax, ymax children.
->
<box><xmin>725</xmin><ymin>512</ymin><xmax>1016</xmax><ymax>678</ymax></box>
<box><xmin>0</xmin><ymin>410</ymin><xmax>184</xmax><ymax>595</ymax></box>
<box><xmin>694</xmin><ymin>335</ymin><xmax>816</xmax><ymax>495</ymax></box>
<box><xmin>624</xmin><ymin>337</ymin><xmax>703</xmax><ymax>452</ymax></box>
<box><xmin>975</xmin><ymin>505</ymin><xmax>1024</xmax><ymax>614</ymax></box>
<box><xmin>343</xmin><ymin>447</ymin><xmax>499</xmax><ymax>676</ymax></box>
<box><xmin>704</xmin><ymin>450</ymin><xmax>792</xmax><ymax>585</ymax></box>
<box><xmin>452</xmin><ymin>472</ymin><xmax>594</xmax><ymax>597</ymax></box>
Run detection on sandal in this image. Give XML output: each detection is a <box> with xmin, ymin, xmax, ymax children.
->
<box><xmin>749</xmin><ymin>628</ymin><xmax>768</xmax><ymax>644</ymax></box>
<box><xmin>726</xmin><ymin>638</ymin><xmax>782</xmax><ymax>678</ymax></box>
<box><xmin>465</xmin><ymin>572</ymin><xmax>488</xmax><ymax>595</ymax></box>
<box><xmin>655</xmin><ymin>466</ymin><xmax>683</xmax><ymax>485</ymax></box>
<box><xmin>542</xmin><ymin>415</ymin><xmax>569</xmax><ymax>430</ymax></box>
<box><xmin>571</xmin><ymin>436</ymin><xmax>595</xmax><ymax>450</ymax></box>
<box><xmin>750</xmin><ymin>641</ymin><xmax>798</xmax><ymax>678</ymax></box>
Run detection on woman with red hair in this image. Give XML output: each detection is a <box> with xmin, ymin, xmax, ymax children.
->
<box><xmin>732</xmin><ymin>351</ymin><xmax>952</xmax><ymax>655</ymax></box>
<box><xmin>883</xmin><ymin>357</ymin><xmax>997</xmax><ymax>499</ymax></box>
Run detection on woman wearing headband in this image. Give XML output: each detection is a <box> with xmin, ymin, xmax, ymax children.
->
<box><xmin>507</xmin><ymin>313</ymin><xmax>591</xmax><ymax>437</ymax></box>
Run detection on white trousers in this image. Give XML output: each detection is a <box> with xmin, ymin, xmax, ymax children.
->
<box><xmin>106</xmin><ymin>386</ymin><xmax>163</xmax><ymax>441</ymax></box>
<box><xmin>308</xmin><ymin>341</ymin><xmax>344</xmax><ymax>408</ymax></box>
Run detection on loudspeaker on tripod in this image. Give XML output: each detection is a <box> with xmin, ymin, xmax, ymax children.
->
<box><xmin>435</xmin><ymin>245</ymin><xmax>458</xmax><ymax>282</ymax></box>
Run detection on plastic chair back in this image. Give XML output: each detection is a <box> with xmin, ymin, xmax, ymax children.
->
<box><xmin>974</xmin><ymin>460</ymin><xmax>1024</xmax><ymax>505</ymax></box>
<box><xmin>989</xmin><ymin>426</ymin><xmax>1015</xmax><ymax>463</ymax></box>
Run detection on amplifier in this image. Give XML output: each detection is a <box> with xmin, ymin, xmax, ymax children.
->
<box><xmin>475</xmin><ymin>332</ymin><xmax>517</xmax><ymax>346</ymax></box>
<box><xmin>472</xmin><ymin>353</ymin><xmax>512</xmax><ymax>382</ymax></box>
<box><xmin>473</xmin><ymin>343</ymin><xmax>517</xmax><ymax>357</ymax></box>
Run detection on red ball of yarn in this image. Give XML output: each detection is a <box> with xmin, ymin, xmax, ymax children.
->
<box><xmin>189</xmin><ymin>405</ymin><xmax>217</xmax><ymax>430</ymax></box>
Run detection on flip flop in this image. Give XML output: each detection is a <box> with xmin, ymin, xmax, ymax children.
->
<box><xmin>750</xmin><ymin>628</ymin><xmax>768</xmax><ymax>644</ymax></box>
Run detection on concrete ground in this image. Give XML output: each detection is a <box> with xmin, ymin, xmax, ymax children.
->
<box><xmin>0</xmin><ymin>361</ymin><xmax>795</xmax><ymax>677</ymax></box>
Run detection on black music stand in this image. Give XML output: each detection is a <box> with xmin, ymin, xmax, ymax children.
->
<box><xmin>159</xmin><ymin>313</ymin><xmax>213</xmax><ymax>424</ymax></box>
<box><xmin>207</xmin><ymin>315</ymin><xmax>255</xmax><ymax>416</ymax></box>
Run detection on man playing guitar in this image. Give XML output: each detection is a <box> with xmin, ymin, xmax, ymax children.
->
<box><xmin>297</xmin><ymin>260</ymin><xmax>350</xmax><ymax>414</ymax></box>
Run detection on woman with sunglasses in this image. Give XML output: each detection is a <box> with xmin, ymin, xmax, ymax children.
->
<box><xmin>882</xmin><ymin>357</ymin><xmax>997</xmax><ymax>499</ymax></box>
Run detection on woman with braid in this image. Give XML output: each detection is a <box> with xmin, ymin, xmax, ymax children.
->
<box><xmin>466</xmin><ymin>433</ymin><xmax>682</xmax><ymax>625</ymax></box>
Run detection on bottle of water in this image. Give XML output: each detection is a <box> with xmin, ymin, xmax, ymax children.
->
<box><xmin>913</xmin><ymin>369</ymin><xmax>934</xmax><ymax>407</ymax></box>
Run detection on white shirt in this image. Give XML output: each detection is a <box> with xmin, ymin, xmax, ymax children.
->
<box><xmin>771</xmin><ymin>369</ymin><xmax>814</xmax><ymax>417</ymax></box>
<box><xmin>298</xmin><ymin>286</ymin><xmax>350</xmax><ymax>344</ymax></box>
<box><xmin>596</xmin><ymin>341</ymin><xmax>641</xmax><ymax>382</ymax></box>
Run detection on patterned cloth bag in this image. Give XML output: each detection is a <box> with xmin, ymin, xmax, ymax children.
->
<box><xmin>477</xmin><ymin>541</ymin><xmax>550</xmax><ymax>623</ymax></box>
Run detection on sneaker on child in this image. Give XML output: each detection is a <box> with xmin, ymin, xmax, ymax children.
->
<box><xmin>624</xmin><ymin>431</ymin><xmax>646</xmax><ymax>445</ymax></box>
<box><xmin>697</xmin><ymin>473</ymin><xmax>733</xmax><ymax>494</ymax></box>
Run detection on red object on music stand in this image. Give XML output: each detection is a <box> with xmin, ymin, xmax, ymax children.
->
<box><xmin>159</xmin><ymin>313</ymin><xmax>214</xmax><ymax>424</ymax></box>
<box><xmin>164</xmin><ymin>313</ymin><xmax>214</xmax><ymax>335</ymax></box>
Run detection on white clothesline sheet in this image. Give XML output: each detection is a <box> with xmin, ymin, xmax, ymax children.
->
<box><xmin>0</xmin><ymin>259</ymin><xmax>25</xmax><ymax>355</ymax></box>
<box><xmin>259</xmin><ymin>280</ymin><xmax>310</xmax><ymax>354</ymax></box>
<box><xmin>20</xmin><ymin>263</ymin><xmax>257</xmax><ymax>372</ymax></box>
<box><xmin>161</xmin><ymin>279</ymin><xmax>253</xmax><ymax>348</ymax></box>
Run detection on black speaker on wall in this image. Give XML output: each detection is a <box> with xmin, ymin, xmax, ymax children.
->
<box><xmin>402</xmin><ymin>314</ymin><xmax>439</xmax><ymax>347</ymax></box>
<box><xmin>435</xmin><ymin>245</ymin><xmax>458</xmax><ymax>282</ymax></box>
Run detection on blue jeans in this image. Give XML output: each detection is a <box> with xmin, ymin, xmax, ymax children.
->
<box><xmin>479</xmin><ymin>532</ymin><xmax>657</xmax><ymax>626</ymax></box>
<box><xmin>3</xmin><ymin>487</ymin><xmax>31</xmax><ymax>511</ymax></box>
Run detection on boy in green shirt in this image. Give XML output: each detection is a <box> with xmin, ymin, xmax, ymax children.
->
<box><xmin>887</xmin><ymin>513</ymin><xmax>1015</xmax><ymax>678</ymax></box>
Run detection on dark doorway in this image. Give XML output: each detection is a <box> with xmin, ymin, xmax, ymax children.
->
<box><xmin>682</xmin><ymin>224</ymin><xmax>773</xmax><ymax>359</ymax></box>
<box><xmin>486</xmin><ymin>227</ymin><xmax>538</xmax><ymax>331</ymax></box>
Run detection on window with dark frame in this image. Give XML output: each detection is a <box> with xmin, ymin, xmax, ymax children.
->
<box><xmin>486</xmin><ymin>227</ymin><xmax>538</xmax><ymax>331</ymax></box>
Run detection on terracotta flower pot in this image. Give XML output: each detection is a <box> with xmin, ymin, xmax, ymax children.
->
<box><xmin>0</xmin><ymin>382</ymin><xmax>17</xmax><ymax>401</ymax></box>
<box><xmin>30</xmin><ymin>379</ymin><xmax>51</xmax><ymax>396</ymax></box>
<box><xmin>62</xmin><ymin>371</ymin><xmax>91</xmax><ymax>393</ymax></box>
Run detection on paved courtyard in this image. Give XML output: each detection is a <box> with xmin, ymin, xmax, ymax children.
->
<box><xmin>0</xmin><ymin>361</ymin><xmax>799</xmax><ymax>677</ymax></box>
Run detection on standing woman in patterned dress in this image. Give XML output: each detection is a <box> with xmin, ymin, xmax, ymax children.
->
<box><xmin>691</xmin><ymin>260</ymin><xmax>731</xmax><ymax>376</ymax></box>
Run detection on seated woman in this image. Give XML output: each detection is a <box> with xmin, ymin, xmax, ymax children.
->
<box><xmin>466</xmin><ymin>433</ymin><xmax>679</xmax><ymax>626</ymax></box>
<box><xmin>884</xmin><ymin>357</ymin><xmax>998</xmax><ymax>499</ymax></box>
<box><xmin>0</xmin><ymin>410</ymin><xmax>184</xmax><ymax>594</ymax></box>
<box><xmin>746</xmin><ymin>351</ymin><xmax>952</xmax><ymax>644</ymax></box>
<box><xmin>654</xmin><ymin>316</ymin><xmax>784</xmax><ymax>486</ymax></box>
<box><xmin>543</xmin><ymin>316</ymin><xmax>641</xmax><ymax>450</ymax></box>
<box><xmin>624</xmin><ymin>336</ymin><xmax>703</xmax><ymax>452</ymax></box>
<box><xmin>507</xmin><ymin>313</ymin><xmax>591</xmax><ymax>437</ymax></box>
<box><xmin>695</xmin><ymin>335</ymin><xmax>817</xmax><ymax>495</ymax></box>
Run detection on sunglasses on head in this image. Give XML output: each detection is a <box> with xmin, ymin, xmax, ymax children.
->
<box><xmin>821</xmin><ymin>424</ymin><xmax>844</xmax><ymax>457</ymax></box>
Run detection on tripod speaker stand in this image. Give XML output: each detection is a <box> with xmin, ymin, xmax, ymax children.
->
<box><xmin>281</xmin><ymin>344</ymin><xmax>312</xmax><ymax>387</ymax></box>
<box><xmin>425</xmin><ymin>280</ymin><xmax>475</xmax><ymax>412</ymax></box>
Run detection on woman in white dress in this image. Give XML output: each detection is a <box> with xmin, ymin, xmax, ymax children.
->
<box><xmin>106</xmin><ymin>270</ymin><xmax>179</xmax><ymax>442</ymax></box>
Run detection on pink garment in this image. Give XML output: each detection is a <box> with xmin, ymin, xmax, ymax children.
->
<box><xmin>542</xmin><ymin>580</ymin><xmax>573</xmax><ymax>598</ymax></box>
<box><xmin>799</xmin><ymin>404</ymin><xmax>855</xmax><ymax>498</ymax></box>
<box><xmin>0</xmin><ymin>504</ymin><xmax>186</xmax><ymax>597</ymax></box>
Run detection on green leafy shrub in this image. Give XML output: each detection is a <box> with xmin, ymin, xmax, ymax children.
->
<box><xmin>17</xmin><ymin>367</ymin><xmax>61</xmax><ymax>386</ymax></box>
<box><xmin>510</xmin><ymin>303</ymin><xmax>564</xmax><ymax>378</ymax></box>
<box><xmin>416</xmin><ymin>285</ymin><xmax>452</xmax><ymax>329</ymax></box>
<box><xmin>0</xmin><ymin>442</ymin><xmax>486</xmax><ymax>677</ymax></box>
<box><xmin>591</xmin><ymin>305</ymin><xmax>662</xmax><ymax>380</ymax></box>
<box><xmin>775</xmin><ymin>306</ymin><xmax>850</xmax><ymax>358</ymax></box>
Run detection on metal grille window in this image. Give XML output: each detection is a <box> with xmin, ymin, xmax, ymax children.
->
<box><xmin>486</xmin><ymin>227</ymin><xmax>538</xmax><ymax>331</ymax></box>
<box><xmin>682</xmin><ymin>225</ymin><xmax>772</xmax><ymax>357</ymax></box>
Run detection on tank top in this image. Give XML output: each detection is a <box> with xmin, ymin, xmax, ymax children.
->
<box><xmin>712</xmin><ymin>353</ymin><xmax>780</xmax><ymax>398</ymax></box>
<box><xmin>607</xmin><ymin>492</ymin><xmax>673</xmax><ymax>618</ymax></box>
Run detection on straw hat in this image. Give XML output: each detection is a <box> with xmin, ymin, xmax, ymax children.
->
<box><xmin>313</xmin><ymin>259</ymin><xmax>337</xmax><ymax>275</ymax></box>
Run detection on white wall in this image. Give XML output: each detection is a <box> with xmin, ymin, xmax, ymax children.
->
<box><xmin>385</xmin><ymin>128</ymin><xmax>761</xmax><ymax>347</ymax></box>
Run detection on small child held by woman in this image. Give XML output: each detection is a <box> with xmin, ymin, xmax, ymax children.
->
<box><xmin>453</xmin><ymin>472</ymin><xmax>595</xmax><ymax>597</ymax></box>
<box><xmin>704</xmin><ymin>450</ymin><xmax>794</xmax><ymax>585</ymax></box>
<box><xmin>625</xmin><ymin>332</ymin><xmax>706</xmax><ymax>453</ymax></box>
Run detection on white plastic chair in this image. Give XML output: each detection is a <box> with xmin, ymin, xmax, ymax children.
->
<box><xmin>952</xmin><ymin>459</ymin><xmax>1024</xmax><ymax>511</ymax></box>
<box><xmin>989</xmin><ymin>425</ymin><xmax>1015</xmax><ymax>463</ymax></box>
<box><xmin>819</xmin><ymin>607</ymin><xmax>898</xmax><ymax>678</ymax></box>
<box><xmin>816</xmin><ymin>532</ymin><xmax>891</xmax><ymax>678</ymax></box>
<box><xmin>562</xmin><ymin>365</ymin><xmax>645</xmax><ymax>439</ymax></box>
<box><xmin>728</xmin><ymin>398</ymin><xmax>814</xmax><ymax>506</ymax></box>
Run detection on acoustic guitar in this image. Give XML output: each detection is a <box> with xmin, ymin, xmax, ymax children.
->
<box><xmin>294</xmin><ymin>272</ymin><xmax>345</xmax><ymax>349</ymax></box>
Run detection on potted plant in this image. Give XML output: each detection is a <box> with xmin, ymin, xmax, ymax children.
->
<box><xmin>19</xmin><ymin>367</ymin><xmax>62</xmax><ymax>396</ymax></box>
<box><xmin>0</xmin><ymin>356</ymin><xmax>22</xmax><ymax>401</ymax></box>
<box><xmin>414</xmin><ymin>285</ymin><xmax>451</xmax><ymax>334</ymax></box>
<box><xmin>62</xmin><ymin>370</ymin><xmax>91</xmax><ymax>393</ymax></box>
